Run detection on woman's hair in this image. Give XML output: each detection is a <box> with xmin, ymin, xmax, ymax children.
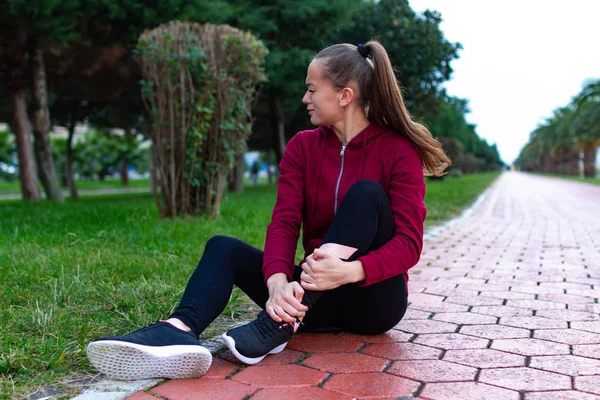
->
<box><xmin>313</xmin><ymin>40</ymin><xmax>451</xmax><ymax>176</ymax></box>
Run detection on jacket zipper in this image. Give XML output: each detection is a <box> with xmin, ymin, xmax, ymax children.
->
<box><xmin>334</xmin><ymin>143</ymin><xmax>347</xmax><ymax>214</ymax></box>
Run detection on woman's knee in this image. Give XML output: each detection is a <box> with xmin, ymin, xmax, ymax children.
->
<box><xmin>203</xmin><ymin>235</ymin><xmax>248</xmax><ymax>258</ymax></box>
<box><xmin>346</xmin><ymin>180</ymin><xmax>386</xmax><ymax>204</ymax></box>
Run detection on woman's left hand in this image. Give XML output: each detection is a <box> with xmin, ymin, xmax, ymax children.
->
<box><xmin>300</xmin><ymin>248</ymin><xmax>350</xmax><ymax>291</ymax></box>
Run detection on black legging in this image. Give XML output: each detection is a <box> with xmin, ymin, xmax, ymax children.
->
<box><xmin>169</xmin><ymin>180</ymin><xmax>408</xmax><ymax>336</ymax></box>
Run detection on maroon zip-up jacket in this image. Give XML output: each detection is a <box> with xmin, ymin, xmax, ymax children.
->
<box><xmin>262</xmin><ymin>122</ymin><xmax>427</xmax><ymax>287</ymax></box>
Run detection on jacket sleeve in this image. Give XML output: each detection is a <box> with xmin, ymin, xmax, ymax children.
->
<box><xmin>356</xmin><ymin>142</ymin><xmax>427</xmax><ymax>286</ymax></box>
<box><xmin>262</xmin><ymin>133</ymin><xmax>305</xmax><ymax>284</ymax></box>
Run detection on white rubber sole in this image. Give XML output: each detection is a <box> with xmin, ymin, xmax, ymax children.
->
<box><xmin>221</xmin><ymin>333</ymin><xmax>287</xmax><ymax>365</ymax></box>
<box><xmin>86</xmin><ymin>340</ymin><xmax>212</xmax><ymax>380</ymax></box>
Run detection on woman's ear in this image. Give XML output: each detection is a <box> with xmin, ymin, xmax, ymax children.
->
<box><xmin>339</xmin><ymin>87</ymin><xmax>355</xmax><ymax>107</ymax></box>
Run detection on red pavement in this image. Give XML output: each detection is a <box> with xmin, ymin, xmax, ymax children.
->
<box><xmin>129</xmin><ymin>172</ymin><xmax>600</xmax><ymax>399</ymax></box>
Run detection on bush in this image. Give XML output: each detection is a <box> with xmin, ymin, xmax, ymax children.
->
<box><xmin>137</xmin><ymin>21</ymin><xmax>268</xmax><ymax>218</ymax></box>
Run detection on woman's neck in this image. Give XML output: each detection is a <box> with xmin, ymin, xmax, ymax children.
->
<box><xmin>331</xmin><ymin>108</ymin><xmax>370</xmax><ymax>144</ymax></box>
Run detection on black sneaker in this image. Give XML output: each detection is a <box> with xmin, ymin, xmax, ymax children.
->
<box><xmin>86</xmin><ymin>321</ymin><xmax>212</xmax><ymax>380</ymax></box>
<box><xmin>221</xmin><ymin>310</ymin><xmax>298</xmax><ymax>364</ymax></box>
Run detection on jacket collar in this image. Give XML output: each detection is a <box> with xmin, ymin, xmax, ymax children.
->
<box><xmin>320</xmin><ymin>122</ymin><xmax>388</xmax><ymax>147</ymax></box>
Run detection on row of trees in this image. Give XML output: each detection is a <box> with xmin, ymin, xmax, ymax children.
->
<box><xmin>1</xmin><ymin>0</ymin><xmax>502</xmax><ymax>215</ymax></box>
<box><xmin>515</xmin><ymin>79</ymin><xmax>599</xmax><ymax>177</ymax></box>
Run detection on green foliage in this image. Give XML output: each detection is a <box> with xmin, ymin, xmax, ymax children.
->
<box><xmin>228</xmin><ymin>0</ymin><xmax>364</xmax><ymax>148</ymax></box>
<box><xmin>137</xmin><ymin>22</ymin><xmax>268</xmax><ymax>217</ymax></box>
<box><xmin>515</xmin><ymin>78</ymin><xmax>600</xmax><ymax>175</ymax></box>
<box><xmin>0</xmin><ymin>129</ymin><xmax>16</xmax><ymax>182</ymax></box>
<box><xmin>51</xmin><ymin>130</ymin><xmax>149</xmax><ymax>182</ymax></box>
<box><xmin>0</xmin><ymin>129</ymin><xmax>14</xmax><ymax>165</ymax></box>
<box><xmin>338</xmin><ymin>0</ymin><xmax>460</xmax><ymax>121</ymax></box>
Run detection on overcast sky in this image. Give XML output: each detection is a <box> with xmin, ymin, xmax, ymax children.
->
<box><xmin>408</xmin><ymin>0</ymin><xmax>600</xmax><ymax>164</ymax></box>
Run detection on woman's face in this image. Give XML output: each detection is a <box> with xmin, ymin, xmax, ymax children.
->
<box><xmin>302</xmin><ymin>61</ymin><xmax>344</xmax><ymax>126</ymax></box>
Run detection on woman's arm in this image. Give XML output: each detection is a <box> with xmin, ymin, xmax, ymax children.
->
<box><xmin>356</xmin><ymin>142</ymin><xmax>427</xmax><ymax>286</ymax></box>
<box><xmin>262</xmin><ymin>133</ymin><xmax>306</xmax><ymax>284</ymax></box>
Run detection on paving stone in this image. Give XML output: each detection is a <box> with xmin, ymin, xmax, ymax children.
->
<box><xmin>567</xmin><ymin>288</ymin><xmax>600</xmax><ymax>298</ymax></box>
<box><xmin>471</xmin><ymin>305</ymin><xmax>533</xmax><ymax>317</ymax></box>
<box><xmin>301</xmin><ymin>352</ymin><xmax>388</xmax><ymax>373</ymax></box>
<box><xmin>152</xmin><ymin>379</ymin><xmax>255</xmax><ymax>400</ymax></box>
<box><xmin>408</xmin><ymin>301</ymin><xmax>470</xmax><ymax>313</ymax></box>
<box><xmin>479</xmin><ymin>290</ymin><xmax>536</xmax><ymax>300</ymax></box>
<box><xmin>203</xmin><ymin>358</ymin><xmax>239</xmax><ymax>378</ymax></box>
<box><xmin>479</xmin><ymin>367</ymin><xmax>571</xmax><ymax>391</ymax></box>
<box><xmin>323</xmin><ymin>372</ymin><xmax>420</xmax><ymax>398</ymax></box>
<box><xmin>538</xmin><ymin>293</ymin><xmax>597</xmax><ymax>304</ymax></box>
<box><xmin>459</xmin><ymin>324</ymin><xmax>530</xmax><ymax>339</ymax></box>
<box><xmin>362</xmin><ymin>342</ymin><xmax>442</xmax><ymax>360</ymax></box>
<box><xmin>387</xmin><ymin>359</ymin><xmax>477</xmax><ymax>382</ymax></box>
<box><xmin>536</xmin><ymin>309</ymin><xmax>600</xmax><ymax>322</ymax></box>
<box><xmin>572</xmin><ymin>321</ymin><xmax>600</xmax><ymax>334</ymax></box>
<box><xmin>576</xmin><ymin>376</ymin><xmax>600</xmax><ymax>395</ymax></box>
<box><xmin>413</xmin><ymin>333</ymin><xmax>489</xmax><ymax>350</ymax></box>
<box><xmin>530</xmin><ymin>355</ymin><xmax>600</xmax><ymax>375</ymax></box>
<box><xmin>499</xmin><ymin>316</ymin><xmax>568</xmax><ymax>329</ymax></box>
<box><xmin>506</xmin><ymin>299</ymin><xmax>567</xmax><ymax>310</ymax></box>
<box><xmin>251</xmin><ymin>386</ymin><xmax>352</xmax><ymax>400</ymax></box>
<box><xmin>459</xmin><ymin>283</ymin><xmax>511</xmax><ymax>292</ymax></box>
<box><xmin>541</xmin><ymin>282</ymin><xmax>593</xmax><ymax>290</ymax></box>
<box><xmin>491</xmin><ymin>338</ymin><xmax>570</xmax><ymax>356</ymax></box>
<box><xmin>524</xmin><ymin>391</ymin><xmax>600</xmax><ymax>400</ymax></box>
<box><xmin>419</xmin><ymin>382</ymin><xmax>519</xmax><ymax>400</ymax></box>
<box><xmin>256</xmin><ymin>348</ymin><xmax>304</xmax><ymax>366</ymax></box>
<box><xmin>432</xmin><ymin>312</ymin><xmax>497</xmax><ymax>325</ymax></box>
<box><xmin>340</xmin><ymin>330</ymin><xmax>412</xmax><ymax>343</ymax></box>
<box><xmin>573</xmin><ymin>344</ymin><xmax>600</xmax><ymax>359</ymax></box>
<box><xmin>401</xmin><ymin>308</ymin><xmax>433</xmax><ymax>320</ymax></box>
<box><xmin>534</xmin><ymin>329</ymin><xmax>600</xmax><ymax>345</ymax></box>
<box><xmin>571</xmin><ymin>304</ymin><xmax>600</xmax><ymax>314</ymax></box>
<box><xmin>287</xmin><ymin>334</ymin><xmax>363</xmax><ymax>353</ymax></box>
<box><xmin>424</xmin><ymin>288</ymin><xmax>480</xmax><ymax>297</ymax></box>
<box><xmin>443</xmin><ymin>348</ymin><xmax>526</xmax><ymax>368</ymax></box>
<box><xmin>444</xmin><ymin>296</ymin><xmax>504</xmax><ymax>306</ymax></box>
<box><xmin>408</xmin><ymin>293</ymin><xmax>446</xmax><ymax>305</ymax></box>
<box><xmin>509</xmin><ymin>286</ymin><xmax>566</xmax><ymax>295</ymax></box>
<box><xmin>231</xmin><ymin>365</ymin><xmax>327</xmax><ymax>387</ymax></box>
<box><xmin>395</xmin><ymin>319</ymin><xmax>458</xmax><ymax>334</ymax></box>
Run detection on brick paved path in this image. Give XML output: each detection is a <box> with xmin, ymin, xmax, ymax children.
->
<box><xmin>129</xmin><ymin>172</ymin><xmax>600</xmax><ymax>399</ymax></box>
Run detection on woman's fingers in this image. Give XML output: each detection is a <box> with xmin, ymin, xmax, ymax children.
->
<box><xmin>265</xmin><ymin>304</ymin><xmax>282</xmax><ymax>322</ymax></box>
<box><xmin>301</xmin><ymin>280</ymin><xmax>320</xmax><ymax>291</ymax></box>
<box><xmin>278</xmin><ymin>302</ymin><xmax>301</xmax><ymax>323</ymax></box>
<box><xmin>290</xmin><ymin>282</ymin><xmax>307</xmax><ymax>307</ymax></box>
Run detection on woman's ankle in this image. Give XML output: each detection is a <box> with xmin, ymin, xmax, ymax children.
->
<box><xmin>163</xmin><ymin>318</ymin><xmax>192</xmax><ymax>332</ymax></box>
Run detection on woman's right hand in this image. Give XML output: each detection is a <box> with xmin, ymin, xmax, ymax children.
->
<box><xmin>266</xmin><ymin>273</ymin><xmax>308</xmax><ymax>323</ymax></box>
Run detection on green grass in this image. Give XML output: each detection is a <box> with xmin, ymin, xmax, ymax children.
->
<box><xmin>534</xmin><ymin>172</ymin><xmax>600</xmax><ymax>186</ymax></box>
<box><xmin>0</xmin><ymin>179</ymin><xmax>151</xmax><ymax>194</ymax></box>
<box><xmin>0</xmin><ymin>172</ymin><xmax>500</xmax><ymax>399</ymax></box>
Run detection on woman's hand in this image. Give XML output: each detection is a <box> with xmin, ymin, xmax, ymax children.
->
<box><xmin>266</xmin><ymin>273</ymin><xmax>308</xmax><ymax>323</ymax></box>
<box><xmin>300</xmin><ymin>248</ymin><xmax>355</xmax><ymax>291</ymax></box>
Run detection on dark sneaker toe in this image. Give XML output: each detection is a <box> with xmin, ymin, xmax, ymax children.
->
<box><xmin>221</xmin><ymin>311</ymin><xmax>296</xmax><ymax>365</ymax></box>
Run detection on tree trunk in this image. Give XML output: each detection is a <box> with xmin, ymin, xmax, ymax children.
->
<box><xmin>120</xmin><ymin>162</ymin><xmax>129</xmax><ymax>185</ymax></box>
<box><xmin>29</xmin><ymin>35</ymin><xmax>64</xmax><ymax>202</ymax></box>
<box><xmin>270</xmin><ymin>92</ymin><xmax>286</xmax><ymax>164</ymax></box>
<box><xmin>583</xmin><ymin>142</ymin><xmax>597</xmax><ymax>178</ymax></box>
<box><xmin>229</xmin><ymin>147</ymin><xmax>245</xmax><ymax>193</ymax></box>
<box><xmin>11</xmin><ymin>88</ymin><xmax>41</xmax><ymax>201</ymax></box>
<box><xmin>65</xmin><ymin>112</ymin><xmax>78</xmax><ymax>199</ymax></box>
